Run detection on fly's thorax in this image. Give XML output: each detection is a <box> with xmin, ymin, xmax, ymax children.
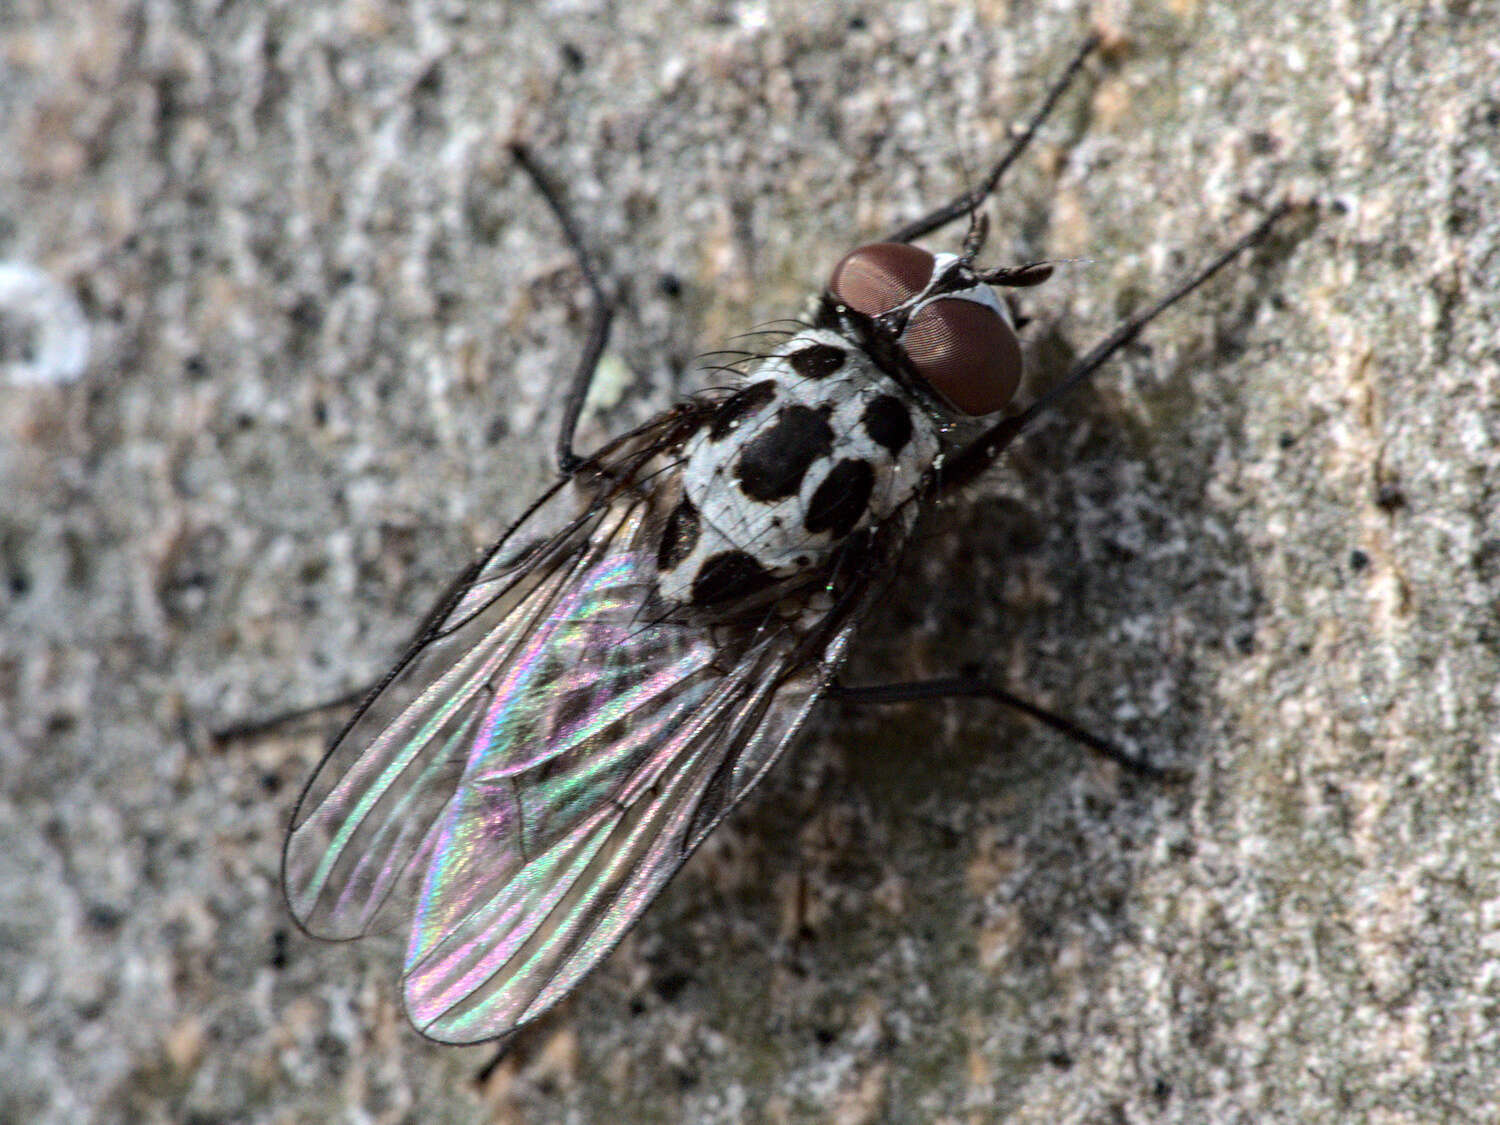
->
<box><xmin>654</xmin><ymin>328</ymin><xmax>941</xmax><ymax>609</ymax></box>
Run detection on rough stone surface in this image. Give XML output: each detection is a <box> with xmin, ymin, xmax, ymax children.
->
<box><xmin>2</xmin><ymin>2</ymin><xmax>1495</xmax><ymax>1122</ymax></box>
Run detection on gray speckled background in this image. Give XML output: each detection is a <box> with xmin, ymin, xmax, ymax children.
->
<box><xmin>3</xmin><ymin>1</ymin><xmax>1496</xmax><ymax>1122</ymax></box>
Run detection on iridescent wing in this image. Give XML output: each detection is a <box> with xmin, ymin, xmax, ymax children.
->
<box><xmin>282</xmin><ymin>408</ymin><xmax>891</xmax><ymax>1043</ymax></box>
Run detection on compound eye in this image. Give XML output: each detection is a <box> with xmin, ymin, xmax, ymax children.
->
<box><xmin>901</xmin><ymin>297</ymin><xmax>1023</xmax><ymax>416</ymax></box>
<box><xmin>828</xmin><ymin>242</ymin><xmax>936</xmax><ymax>317</ymax></box>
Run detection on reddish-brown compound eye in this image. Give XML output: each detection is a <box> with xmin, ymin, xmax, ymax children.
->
<box><xmin>828</xmin><ymin>242</ymin><xmax>936</xmax><ymax>317</ymax></box>
<box><xmin>901</xmin><ymin>297</ymin><xmax>1023</xmax><ymax>416</ymax></box>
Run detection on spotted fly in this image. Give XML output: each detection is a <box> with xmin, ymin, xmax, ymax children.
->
<box><xmin>269</xmin><ymin>38</ymin><xmax>1297</xmax><ymax>1043</ymax></box>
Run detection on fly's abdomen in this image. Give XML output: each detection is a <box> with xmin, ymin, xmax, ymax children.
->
<box><xmin>656</xmin><ymin>329</ymin><xmax>940</xmax><ymax>608</ymax></box>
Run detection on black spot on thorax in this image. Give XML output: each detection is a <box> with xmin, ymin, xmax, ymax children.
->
<box><xmin>691</xmin><ymin>550</ymin><xmax>775</xmax><ymax>607</ymax></box>
<box><xmin>804</xmin><ymin>458</ymin><xmax>874</xmax><ymax>539</ymax></box>
<box><xmin>734</xmin><ymin>404</ymin><xmax>835</xmax><ymax>501</ymax></box>
<box><xmin>787</xmin><ymin>343</ymin><xmax>846</xmax><ymax>381</ymax></box>
<box><xmin>658</xmin><ymin>497</ymin><xmax>701</xmax><ymax>571</ymax></box>
<box><xmin>709</xmin><ymin>379</ymin><xmax>778</xmax><ymax>442</ymax></box>
<box><xmin>861</xmin><ymin>394</ymin><xmax>913</xmax><ymax>455</ymax></box>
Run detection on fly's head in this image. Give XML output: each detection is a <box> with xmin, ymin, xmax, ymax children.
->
<box><xmin>818</xmin><ymin>240</ymin><xmax>1054</xmax><ymax>419</ymax></box>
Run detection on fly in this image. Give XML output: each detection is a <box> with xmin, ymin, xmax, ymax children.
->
<box><xmin>264</xmin><ymin>37</ymin><xmax>1301</xmax><ymax>1044</ymax></box>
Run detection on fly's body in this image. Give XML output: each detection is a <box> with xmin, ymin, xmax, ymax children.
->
<box><xmin>659</xmin><ymin>242</ymin><xmax>1024</xmax><ymax>611</ymax></box>
<box><xmin>659</xmin><ymin>329</ymin><xmax>942</xmax><ymax>607</ymax></box>
<box><xmin>283</xmin><ymin>232</ymin><xmax>1035</xmax><ymax>1042</ymax></box>
<box><xmin>269</xmin><ymin>39</ymin><xmax>1298</xmax><ymax>1045</ymax></box>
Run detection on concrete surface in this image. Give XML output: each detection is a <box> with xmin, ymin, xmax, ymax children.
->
<box><xmin>2</xmin><ymin>1</ymin><xmax>1495</xmax><ymax>1122</ymax></box>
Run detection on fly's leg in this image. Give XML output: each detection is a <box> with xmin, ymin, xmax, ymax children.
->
<box><xmin>210</xmin><ymin>685</ymin><xmax>371</xmax><ymax>743</ymax></box>
<box><xmin>940</xmin><ymin>199</ymin><xmax>1306</xmax><ymax>491</ymax></box>
<box><xmin>832</xmin><ymin>200</ymin><xmax>1312</xmax><ymax>777</ymax></box>
<box><xmin>214</xmin><ymin>147</ymin><xmax>615</xmax><ymax>745</ymax></box>
<box><xmin>210</xmin><ymin>547</ymin><xmax>494</xmax><ymax>745</ymax></box>
<box><xmin>509</xmin><ymin>141</ymin><xmax>615</xmax><ymax>475</ymax></box>
<box><xmin>882</xmin><ymin>34</ymin><xmax>1102</xmax><ymax>245</ymax></box>
<box><xmin>827</xmin><ymin>677</ymin><xmax>1182</xmax><ymax>780</ymax></box>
